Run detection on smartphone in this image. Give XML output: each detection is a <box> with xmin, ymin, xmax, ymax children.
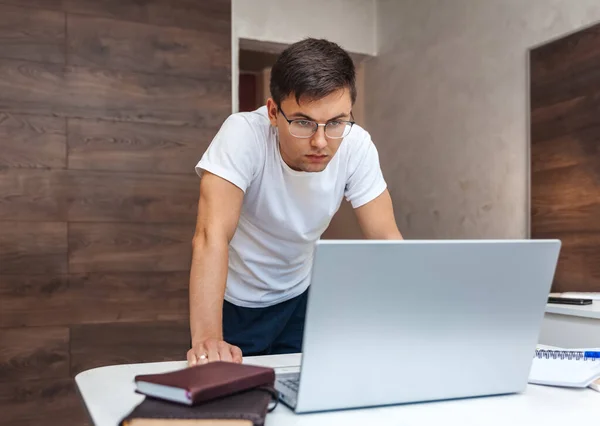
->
<box><xmin>548</xmin><ymin>296</ymin><xmax>593</xmax><ymax>305</ymax></box>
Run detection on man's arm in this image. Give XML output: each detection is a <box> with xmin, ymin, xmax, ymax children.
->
<box><xmin>187</xmin><ymin>171</ymin><xmax>244</xmax><ymax>366</ymax></box>
<box><xmin>354</xmin><ymin>189</ymin><xmax>403</xmax><ymax>239</ymax></box>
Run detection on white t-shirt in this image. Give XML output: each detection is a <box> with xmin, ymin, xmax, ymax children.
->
<box><xmin>196</xmin><ymin>106</ymin><xmax>386</xmax><ymax>308</ymax></box>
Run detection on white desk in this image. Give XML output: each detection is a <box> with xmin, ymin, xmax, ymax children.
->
<box><xmin>76</xmin><ymin>353</ymin><xmax>600</xmax><ymax>426</ymax></box>
<box><xmin>540</xmin><ymin>301</ymin><xmax>600</xmax><ymax>348</ymax></box>
<box><xmin>545</xmin><ymin>301</ymin><xmax>600</xmax><ymax>320</ymax></box>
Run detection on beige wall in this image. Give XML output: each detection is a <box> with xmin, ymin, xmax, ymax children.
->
<box><xmin>233</xmin><ymin>0</ymin><xmax>377</xmax><ymax>56</ymax></box>
<box><xmin>232</xmin><ymin>0</ymin><xmax>376</xmax><ymax>112</ymax></box>
<box><xmin>366</xmin><ymin>0</ymin><xmax>600</xmax><ymax>239</ymax></box>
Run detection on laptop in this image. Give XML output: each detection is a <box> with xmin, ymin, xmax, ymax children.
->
<box><xmin>275</xmin><ymin>239</ymin><xmax>561</xmax><ymax>413</ymax></box>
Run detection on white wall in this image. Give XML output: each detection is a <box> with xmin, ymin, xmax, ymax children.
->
<box><xmin>366</xmin><ymin>0</ymin><xmax>600</xmax><ymax>239</ymax></box>
<box><xmin>233</xmin><ymin>0</ymin><xmax>377</xmax><ymax>56</ymax></box>
<box><xmin>232</xmin><ymin>0</ymin><xmax>377</xmax><ymax>112</ymax></box>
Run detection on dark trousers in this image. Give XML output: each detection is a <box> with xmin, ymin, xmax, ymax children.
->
<box><xmin>222</xmin><ymin>289</ymin><xmax>308</xmax><ymax>356</ymax></box>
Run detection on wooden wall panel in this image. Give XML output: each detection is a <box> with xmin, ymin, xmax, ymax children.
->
<box><xmin>0</xmin><ymin>378</ymin><xmax>87</xmax><ymax>426</ymax></box>
<box><xmin>62</xmin><ymin>64</ymin><xmax>230</xmax><ymax>126</ymax></box>
<box><xmin>0</xmin><ymin>59</ymin><xmax>66</xmax><ymax>117</ymax></box>
<box><xmin>65</xmin><ymin>272</ymin><xmax>190</xmax><ymax>323</ymax></box>
<box><xmin>0</xmin><ymin>271</ymin><xmax>189</xmax><ymax>327</ymax></box>
<box><xmin>0</xmin><ymin>59</ymin><xmax>230</xmax><ymax>126</ymax></box>
<box><xmin>68</xmin><ymin>14</ymin><xmax>230</xmax><ymax>79</ymax></box>
<box><xmin>536</xmin><ymin>232</ymin><xmax>600</xmax><ymax>291</ymax></box>
<box><xmin>63</xmin><ymin>0</ymin><xmax>230</xmax><ymax>32</ymax></box>
<box><xmin>0</xmin><ymin>273</ymin><xmax>188</xmax><ymax>328</ymax></box>
<box><xmin>0</xmin><ymin>113</ymin><xmax>66</xmax><ymax>169</ymax></box>
<box><xmin>66</xmin><ymin>170</ymin><xmax>199</xmax><ymax>223</ymax></box>
<box><xmin>70</xmin><ymin>321</ymin><xmax>190</xmax><ymax>374</ymax></box>
<box><xmin>531</xmin><ymin>93</ymin><xmax>600</xmax><ymax>146</ymax></box>
<box><xmin>531</xmin><ymin>163</ymin><xmax>600</xmax><ymax>234</ymax></box>
<box><xmin>0</xmin><ymin>0</ymin><xmax>230</xmax><ymax>33</ymax></box>
<box><xmin>530</xmin><ymin>24</ymin><xmax>600</xmax><ymax>111</ymax></box>
<box><xmin>68</xmin><ymin>118</ymin><xmax>212</xmax><ymax>174</ymax></box>
<box><xmin>0</xmin><ymin>275</ymin><xmax>69</xmax><ymax>327</ymax></box>
<box><xmin>0</xmin><ymin>327</ymin><xmax>69</xmax><ymax>381</ymax></box>
<box><xmin>0</xmin><ymin>169</ymin><xmax>198</xmax><ymax>222</ymax></box>
<box><xmin>0</xmin><ymin>169</ymin><xmax>68</xmax><ymax>221</ymax></box>
<box><xmin>0</xmin><ymin>4</ymin><xmax>65</xmax><ymax>64</ymax></box>
<box><xmin>0</xmin><ymin>1</ymin><xmax>63</xmax><ymax>11</ymax></box>
<box><xmin>530</xmin><ymin>22</ymin><xmax>600</xmax><ymax>292</ymax></box>
<box><xmin>0</xmin><ymin>1</ymin><xmax>230</xmax><ymax>422</ymax></box>
<box><xmin>69</xmin><ymin>222</ymin><xmax>194</xmax><ymax>273</ymax></box>
<box><xmin>0</xmin><ymin>222</ymin><xmax>67</xmax><ymax>274</ymax></box>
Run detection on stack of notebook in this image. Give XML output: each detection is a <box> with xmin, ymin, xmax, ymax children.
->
<box><xmin>120</xmin><ymin>362</ymin><xmax>279</xmax><ymax>426</ymax></box>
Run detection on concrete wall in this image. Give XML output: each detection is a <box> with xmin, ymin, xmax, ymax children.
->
<box><xmin>366</xmin><ymin>0</ymin><xmax>600</xmax><ymax>239</ymax></box>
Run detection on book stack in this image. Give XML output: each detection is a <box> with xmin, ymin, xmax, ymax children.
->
<box><xmin>120</xmin><ymin>362</ymin><xmax>278</xmax><ymax>426</ymax></box>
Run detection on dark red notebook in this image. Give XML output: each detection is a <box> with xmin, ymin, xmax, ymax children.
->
<box><xmin>134</xmin><ymin>362</ymin><xmax>276</xmax><ymax>406</ymax></box>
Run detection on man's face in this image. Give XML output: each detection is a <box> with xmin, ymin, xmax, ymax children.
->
<box><xmin>267</xmin><ymin>88</ymin><xmax>353</xmax><ymax>173</ymax></box>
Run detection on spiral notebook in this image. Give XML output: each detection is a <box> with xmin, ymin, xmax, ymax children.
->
<box><xmin>528</xmin><ymin>348</ymin><xmax>600</xmax><ymax>388</ymax></box>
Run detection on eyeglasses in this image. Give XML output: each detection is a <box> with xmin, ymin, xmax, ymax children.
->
<box><xmin>278</xmin><ymin>108</ymin><xmax>355</xmax><ymax>139</ymax></box>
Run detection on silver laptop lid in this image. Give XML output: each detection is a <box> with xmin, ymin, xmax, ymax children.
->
<box><xmin>295</xmin><ymin>240</ymin><xmax>561</xmax><ymax>413</ymax></box>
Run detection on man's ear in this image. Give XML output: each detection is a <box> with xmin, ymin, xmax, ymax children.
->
<box><xmin>266</xmin><ymin>98</ymin><xmax>278</xmax><ymax>127</ymax></box>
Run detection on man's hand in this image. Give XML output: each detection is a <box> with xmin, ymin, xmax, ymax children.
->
<box><xmin>188</xmin><ymin>172</ymin><xmax>245</xmax><ymax>367</ymax></box>
<box><xmin>187</xmin><ymin>338</ymin><xmax>243</xmax><ymax>366</ymax></box>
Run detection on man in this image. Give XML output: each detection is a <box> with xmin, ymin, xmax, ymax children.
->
<box><xmin>187</xmin><ymin>38</ymin><xmax>402</xmax><ymax>366</ymax></box>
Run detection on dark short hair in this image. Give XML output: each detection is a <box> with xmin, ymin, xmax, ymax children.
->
<box><xmin>270</xmin><ymin>38</ymin><xmax>357</xmax><ymax>106</ymax></box>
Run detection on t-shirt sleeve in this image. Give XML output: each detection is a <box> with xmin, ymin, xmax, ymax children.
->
<box><xmin>195</xmin><ymin>114</ymin><xmax>261</xmax><ymax>193</ymax></box>
<box><xmin>344</xmin><ymin>132</ymin><xmax>387</xmax><ymax>208</ymax></box>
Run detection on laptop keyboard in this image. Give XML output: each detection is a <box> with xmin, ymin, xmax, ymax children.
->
<box><xmin>277</xmin><ymin>373</ymin><xmax>300</xmax><ymax>393</ymax></box>
<box><xmin>279</xmin><ymin>377</ymin><xmax>300</xmax><ymax>392</ymax></box>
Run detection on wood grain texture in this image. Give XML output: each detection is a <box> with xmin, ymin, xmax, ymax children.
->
<box><xmin>0</xmin><ymin>327</ymin><xmax>69</xmax><ymax>381</ymax></box>
<box><xmin>534</xmin><ymin>232</ymin><xmax>600</xmax><ymax>293</ymax></box>
<box><xmin>530</xmin><ymin>23</ymin><xmax>600</xmax><ymax>110</ymax></box>
<box><xmin>0</xmin><ymin>0</ymin><xmax>63</xmax><ymax>11</ymax></box>
<box><xmin>531</xmin><ymin>22</ymin><xmax>600</xmax><ymax>292</ymax></box>
<box><xmin>531</xmin><ymin>161</ymin><xmax>600</xmax><ymax>233</ymax></box>
<box><xmin>0</xmin><ymin>58</ymin><xmax>66</xmax><ymax>117</ymax></box>
<box><xmin>0</xmin><ymin>1</ymin><xmax>230</xmax><ymax>423</ymax></box>
<box><xmin>62</xmin><ymin>64</ymin><xmax>231</xmax><ymax>126</ymax></box>
<box><xmin>531</xmin><ymin>91</ymin><xmax>600</xmax><ymax>145</ymax></box>
<box><xmin>0</xmin><ymin>113</ymin><xmax>66</xmax><ymax>169</ymax></box>
<box><xmin>0</xmin><ymin>222</ymin><xmax>67</xmax><ymax>274</ymax></box>
<box><xmin>0</xmin><ymin>59</ymin><xmax>230</xmax><ymax>126</ymax></box>
<box><xmin>66</xmin><ymin>272</ymin><xmax>190</xmax><ymax>323</ymax></box>
<box><xmin>0</xmin><ymin>272</ymin><xmax>189</xmax><ymax>327</ymax></box>
<box><xmin>69</xmin><ymin>222</ymin><xmax>194</xmax><ymax>273</ymax></box>
<box><xmin>0</xmin><ymin>275</ymin><xmax>69</xmax><ymax>327</ymax></box>
<box><xmin>0</xmin><ymin>168</ymin><xmax>199</xmax><ymax>222</ymax></box>
<box><xmin>68</xmin><ymin>118</ymin><xmax>212</xmax><ymax>174</ymax></box>
<box><xmin>531</xmin><ymin>128</ymin><xmax>600</xmax><ymax>174</ymax></box>
<box><xmin>0</xmin><ymin>0</ymin><xmax>230</xmax><ymax>33</ymax></box>
<box><xmin>66</xmin><ymin>170</ymin><xmax>199</xmax><ymax>223</ymax></box>
<box><xmin>0</xmin><ymin>4</ymin><xmax>65</xmax><ymax>63</ymax></box>
<box><xmin>70</xmin><ymin>321</ymin><xmax>190</xmax><ymax>374</ymax></box>
<box><xmin>0</xmin><ymin>378</ymin><xmax>88</xmax><ymax>426</ymax></box>
<box><xmin>68</xmin><ymin>14</ymin><xmax>230</xmax><ymax>79</ymax></box>
<box><xmin>64</xmin><ymin>0</ymin><xmax>230</xmax><ymax>32</ymax></box>
<box><xmin>0</xmin><ymin>169</ymin><xmax>69</xmax><ymax>221</ymax></box>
